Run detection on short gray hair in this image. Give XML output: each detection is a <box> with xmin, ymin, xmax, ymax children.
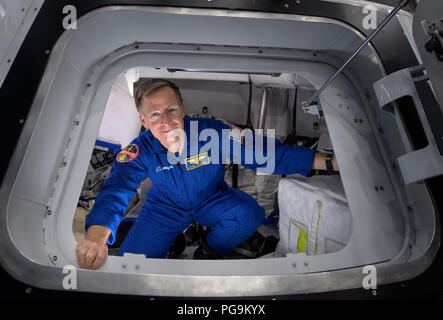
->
<box><xmin>134</xmin><ymin>78</ymin><xmax>183</xmax><ymax>112</ymax></box>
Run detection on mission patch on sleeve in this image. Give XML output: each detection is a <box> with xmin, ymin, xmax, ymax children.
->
<box><xmin>116</xmin><ymin>143</ymin><xmax>140</xmax><ymax>163</ymax></box>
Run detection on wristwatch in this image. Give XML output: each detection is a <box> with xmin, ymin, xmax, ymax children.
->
<box><xmin>325</xmin><ymin>153</ymin><xmax>335</xmax><ymax>175</ymax></box>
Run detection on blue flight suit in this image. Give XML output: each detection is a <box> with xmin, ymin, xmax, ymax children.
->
<box><xmin>85</xmin><ymin>117</ymin><xmax>315</xmax><ymax>257</ymax></box>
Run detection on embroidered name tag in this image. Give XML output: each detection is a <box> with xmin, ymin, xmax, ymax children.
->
<box><xmin>156</xmin><ymin>165</ymin><xmax>174</xmax><ymax>173</ymax></box>
<box><xmin>116</xmin><ymin>144</ymin><xmax>139</xmax><ymax>163</ymax></box>
<box><xmin>185</xmin><ymin>152</ymin><xmax>210</xmax><ymax>170</ymax></box>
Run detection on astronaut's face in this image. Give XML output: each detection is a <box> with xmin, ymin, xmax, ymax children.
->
<box><xmin>139</xmin><ymin>86</ymin><xmax>185</xmax><ymax>152</ymax></box>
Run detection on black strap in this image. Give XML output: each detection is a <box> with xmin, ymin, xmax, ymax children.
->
<box><xmin>232</xmin><ymin>164</ymin><xmax>238</xmax><ymax>188</ymax></box>
<box><xmin>325</xmin><ymin>153</ymin><xmax>335</xmax><ymax>175</ymax></box>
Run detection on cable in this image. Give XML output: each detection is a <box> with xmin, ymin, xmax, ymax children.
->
<box><xmin>246</xmin><ymin>75</ymin><xmax>254</xmax><ymax>130</ymax></box>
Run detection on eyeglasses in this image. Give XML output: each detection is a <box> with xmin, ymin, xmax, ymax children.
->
<box><xmin>144</xmin><ymin>106</ymin><xmax>182</xmax><ymax>123</ymax></box>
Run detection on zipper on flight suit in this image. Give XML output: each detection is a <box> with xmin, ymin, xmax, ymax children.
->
<box><xmin>177</xmin><ymin>160</ymin><xmax>192</xmax><ymax>207</ymax></box>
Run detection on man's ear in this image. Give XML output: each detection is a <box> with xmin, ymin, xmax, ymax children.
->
<box><xmin>139</xmin><ymin>113</ymin><xmax>149</xmax><ymax>130</ymax></box>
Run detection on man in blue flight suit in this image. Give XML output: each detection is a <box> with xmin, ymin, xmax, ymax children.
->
<box><xmin>76</xmin><ymin>79</ymin><xmax>338</xmax><ymax>269</ymax></box>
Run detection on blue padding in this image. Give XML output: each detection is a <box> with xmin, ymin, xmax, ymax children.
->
<box><xmin>95</xmin><ymin>140</ymin><xmax>121</xmax><ymax>154</ymax></box>
<box><xmin>262</xmin><ymin>217</ymin><xmax>274</xmax><ymax>225</ymax></box>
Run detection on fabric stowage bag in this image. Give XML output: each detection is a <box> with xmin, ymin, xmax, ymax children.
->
<box><xmin>277</xmin><ymin>174</ymin><xmax>352</xmax><ymax>256</ymax></box>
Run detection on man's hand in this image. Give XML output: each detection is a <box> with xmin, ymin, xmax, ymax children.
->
<box><xmin>76</xmin><ymin>225</ymin><xmax>110</xmax><ymax>270</ymax></box>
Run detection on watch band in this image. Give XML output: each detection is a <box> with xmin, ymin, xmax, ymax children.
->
<box><xmin>325</xmin><ymin>153</ymin><xmax>335</xmax><ymax>175</ymax></box>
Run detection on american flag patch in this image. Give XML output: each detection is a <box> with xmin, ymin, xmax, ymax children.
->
<box><xmin>229</xmin><ymin>124</ymin><xmax>244</xmax><ymax>144</ymax></box>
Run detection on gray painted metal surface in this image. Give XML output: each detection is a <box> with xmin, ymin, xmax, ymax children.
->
<box><xmin>0</xmin><ymin>0</ymin><xmax>45</xmax><ymax>88</ymax></box>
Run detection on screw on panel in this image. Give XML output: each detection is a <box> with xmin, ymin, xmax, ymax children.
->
<box><xmin>46</xmin><ymin>209</ymin><xmax>52</xmax><ymax>216</ymax></box>
<box><xmin>73</xmin><ymin>120</ymin><xmax>80</xmax><ymax>126</ymax></box>
<box><xmin>53</xmin><ymin>256</ymin><xmax>58</xmax><ymax>261</ymax></box>
<box><xmin>45</xmin><ymin>50</ymin><xmax>50</xmax><ymax>55</ymax></box>
<box><xmin>258</xmin><ymin>49</ymin><xmax>263</xmax><ymax>54</ymax></box>
<box><xmin>313</xmin><ymin>122</ymin><xmax>320</xmax><ymax>131</ymax></box>
<box><xmin>372</xmin><ymin>290</ymin><xmax>377</xmax><ymax>296</ymax></box>
<box><xmin>19</xmin><ymin>119</ymin><xmax>24</xmax><ymax>124</ymax></box>
<box><xmin>86</xmin><ymin>83</ymin><xmax>91</xmax><ymax>88</ymax></box>
<box><xmin>375</xmin><ymin>186</ymin><xmax>379</xmax><ymax>191</ymax></box>
<box><xmin>25</xmin><ymin>287</ymin><xmax>32</xmax><ymax>294</ymax></box>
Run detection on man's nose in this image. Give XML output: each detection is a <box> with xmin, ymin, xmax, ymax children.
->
<box><xmin>160</xmin><ymin>111</ymin><xmax>171</xmax><ymax>123</ymax></box>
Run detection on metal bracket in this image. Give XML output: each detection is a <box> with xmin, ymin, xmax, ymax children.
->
<box><xmin>373</xmin><ymin>65</ymin><xmax>443</xmax><ymax>185</ymax></box>
<box><xmin>302</xmin><ymin>101</ymin><xmax>324</xmax><ymax>119</ymax></box>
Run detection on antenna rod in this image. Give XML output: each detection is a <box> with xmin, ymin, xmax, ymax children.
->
<box><xmin>302</xmin><ymin>0</ymin><xmax>412</xmax><ymax>108</ymax></box>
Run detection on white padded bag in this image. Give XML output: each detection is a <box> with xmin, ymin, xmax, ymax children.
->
<box><xmin>277</xmin><ymin>174</ymin><xmax>352</xmax><ymax>256</ymax></box>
